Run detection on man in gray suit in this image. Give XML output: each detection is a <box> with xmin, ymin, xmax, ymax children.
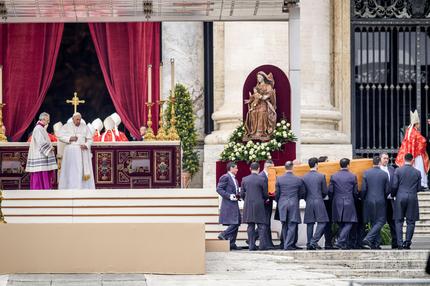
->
<box><xmin>241</xmin><ymin>162</ymin><xmax>270</xmax><ymax>251</ymax></box>
<box><xmin>303</xmin><ymin>157</ymin><xmax>329</xmax><ymax>250</ymax></box>
<box><xmin>361</xmin><ymin>156</ymin><xmax>390</xmax><ymax>249</ymax></box>
<box><xmin>379</xmin><ymin>152</ymin><xmax>398</xmax><ymax>248</ymax></box>
<box><xmin>329</xmin><ymin>158</ymin><xmax>358</xmax><ymax>249</ymax></box>
<box><xmin>216</xmin><ymin>162</ymin><xmax>241</xmax><ymax>250</ymax></box>
<box><xmin>392</xmin><ymin>153</ymin><xmax>421</xmax><ymax>249</ymax></box>
<box><xmin>275</xmin><ymin>161</ymin><xmax>305</xmax><ymax>250</ymax></box>
<box><xmin>259</xmin><ymin>159</ymin><xmax>275</xmax><ymax>249</ymax></box>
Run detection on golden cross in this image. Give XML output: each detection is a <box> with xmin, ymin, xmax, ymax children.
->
<box><xmin>66</xmin><ymin>92</ymin><xmax>85</xmax><ymax>114</ymax></box>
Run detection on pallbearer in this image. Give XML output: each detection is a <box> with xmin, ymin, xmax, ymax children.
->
<box><xmin>302</xmin><ymin>157</ymin><xmax>329</xmax><ymax>250</ymax></box>
<box><xmin>329</xmin><ymin>158</ymin><xmax>358</xmax><ymax>249</ymax></box>
<box><xmin>361</xmin><ymin>156</ymin><xmax>390</xmax><ymax>249</ymax></box>
<box><xmin>241</xmin><ymin>162</ymin><xmax>269</xmax><ymax>251</ymax></box>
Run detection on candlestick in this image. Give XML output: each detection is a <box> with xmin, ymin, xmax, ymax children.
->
<box><xmin>159</xmin><ymin>62</ymin><xmax>163</xmax><ymax>100</ymax></box>
<box><xmin>0</xmin><ymin>103</ymin><xmax>7</xmax><ymax>142</ymax></box>
<box><xmin>168</xmin><ymin>93</ymin><xmax>180</xmax><ymax>141</ymax></box>
<box><xmin>145</xmin><ymin>102</ymin><xmax>156</xmax><ymax>141</ymax></box>
<box><xmin>0</xmin><ymin>190</ymin><xmax>6</xmax><ymax>223</ymax></box>
<box><xmin>170</xmin><ymin>58</ymin><xmax>175</xmax><ymax>96</ymax></box>
<box><xmin>147</xmin><ymin>64</ymin><xmax>152</xmax><ymax>104</ymax></box>
<box><xmin>156</xmin><ymin>100</ymin><xmax>168</xmax><ymax>140</ymax></box>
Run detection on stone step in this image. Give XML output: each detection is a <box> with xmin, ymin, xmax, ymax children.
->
<box><xmin>320</xmin><ymin>268</ymin><xmax>428</xmax><ymax>279</ymax></box>
<box><xmin>299</xmin><ymin>259</ymin><xmax>426</xmax><ymax>269</ymax></box>
<box><xmin>259</xmin><ymin>249</ymin><xmax>429</xmax><ymax>261</ymax></box>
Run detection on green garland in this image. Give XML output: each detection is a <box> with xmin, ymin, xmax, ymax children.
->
<box><xmin>165</xmin><ymin>84</ymin><xmax>200</xmax><ymax>177</ymax></box>
<box><xmin>220</xmin><ymin>119</ymin><xmax>296</xmax><ymax>162</ymax></box>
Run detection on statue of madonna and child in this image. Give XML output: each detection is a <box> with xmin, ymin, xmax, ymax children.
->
<box><xmin>244</xmin><ymin>71</ymin><xmax>277</xmax><ymax>141</ymax></box>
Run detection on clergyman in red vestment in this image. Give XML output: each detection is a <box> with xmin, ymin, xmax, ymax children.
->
<box><xmin>395</xmin><ymin>110</ymin><xmax>429</xmax><ymax>188</ymax></box>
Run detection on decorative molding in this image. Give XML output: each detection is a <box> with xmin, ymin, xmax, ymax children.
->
<box><xmin>352</xmin><ymin>0</ymin><xmax>430</xmax><ymax>19</ymax></box>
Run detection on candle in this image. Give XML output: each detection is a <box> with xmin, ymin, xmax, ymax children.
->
<box><xmin>170</xmin><ymin>58</ymin><xmax>175</xmax><ymax>97</ymax></box>
<box><xmin>0</xmin><ymin>65</ymin><xmax>3</xmax><ymax>104</ymax></box>
<box><xmin>147</xmin><ymin>64</ymin><xmax>152</xmax><ymax>103</ymax></box>
<box><xmin>159</xmin><ymin>62</ymin><xmax>163</xmax><ymax>100</ymax></box>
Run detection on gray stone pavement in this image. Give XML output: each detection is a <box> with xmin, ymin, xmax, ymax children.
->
<box><xmin>3</xmin><ymin>250</ymin><xmax>430</xmax><ymax>286</ymax></box>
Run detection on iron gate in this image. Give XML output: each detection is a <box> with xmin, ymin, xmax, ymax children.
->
<box><xmin>351</xmin><ymin>0</ymin><xmax>430</xmax><ymax>159</ymax></box>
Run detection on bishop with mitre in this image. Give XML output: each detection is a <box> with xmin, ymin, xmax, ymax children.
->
<box><xmin>395</xmin><ymin>110</ymin><xmax>429</xmax><ymax>188</ymax></box>
<box><xmin>58</xmin><ymin>112</ymin><xmax>95</xmax><ymax>189</ymax></box>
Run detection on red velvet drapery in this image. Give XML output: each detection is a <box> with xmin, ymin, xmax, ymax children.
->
<box><xmin>0</xmin><ymin>24</ymin><xmax>64</xmax><ymax>141</ymax></box>
<box><xmin>89</xmin><ymin>23</ymin><xmax>161</xmax><ymax>140</ymax></box>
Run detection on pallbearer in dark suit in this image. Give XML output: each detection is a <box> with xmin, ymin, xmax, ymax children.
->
<box><xmin>318</xmin><ymin>156</ymin><xmax>334</xmax><ymax>249</ymax></box>
<box><xmin>275</xmin><ymin>161</ymin><xmax>305</xmax><ymax>250</ymax></box>
<box><xmin>379</xmin><ymin>152</ymin><xmax>397</xmax><ymax>248</ymax></box>
<box><xmin>303</xmin><ymin>157</ymin><xmax>329</xmax><ymax>250</ymax></box>
<box><xmin>259</xmin><ymin>160</ymin><xmax>275</xmax><ymax>249</ymax></box>
<box><xmin>216</xmin><ymin>162</ymin><xmax>242</xmax><ymax>250</ymax></box>
<box><xmin>241</xmin><ymin>162</ymin><xmax>270</xmax><ymax>251</ymax></box>
<box><xmin>361</xmin><ymin>156</ymin><xmax>390</xmax><ymax>249</ymax></box>
<box><xmin>329</xmin><ymin>158</ymin><xmax>358</xmax><ymax>249</ymax></box>
<box><xmin>392</xmin><ymin>153</ymin><xmax>421</xmax><ymax>249</ymax></box>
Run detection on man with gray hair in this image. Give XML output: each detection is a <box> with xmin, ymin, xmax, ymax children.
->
<box><xmin>26</xmin><ymin>112</ymin><xmax>58</xmax><ymax>189</ymax></box>
<box><xmin>58</xmin><ymin>112</ymin><xmax>95</xmax><ymax>189</ymax></box>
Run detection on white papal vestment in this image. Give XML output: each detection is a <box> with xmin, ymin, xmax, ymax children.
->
<box><xmin>58</xmin><ymin>121</ymin><xmax>95</xmax><ymax>189</ymax></box>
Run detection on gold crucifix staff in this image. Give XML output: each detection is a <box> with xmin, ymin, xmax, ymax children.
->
<box><xmin>66</xmin><ymin>92</ymin><xmax>85</xmax><ymax>113</ymax></box>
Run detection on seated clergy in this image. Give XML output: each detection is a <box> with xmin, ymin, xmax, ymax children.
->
<box><xmin>101</xmin><ymin>117</ymin><xmax>117</xmax><ymax>142</ymax></box>
<box><xmin>91</xmin><ymin>118</ymin><xmax>103</xmax><ymax>142</ymax></box>
<box><xmin>58</xmin><ymin>113</ymin><xmax>95</xmax><ymax>189</ymax></box>
<box><xmin>110</xmin><ymin>112</ymin><xmax>129</xmax><ymax>141</ymax></box>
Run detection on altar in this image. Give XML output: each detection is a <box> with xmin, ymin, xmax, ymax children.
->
<box><xmin>0</xmin><ymin>141</ymin><xmax>181</xmax><ymax>189</ymax></box>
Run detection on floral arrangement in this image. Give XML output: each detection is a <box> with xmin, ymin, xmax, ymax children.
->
<box><xmin>220</xmin><ymin>119</ymin><xmax>296</xmax><ymax>162</ymax></box>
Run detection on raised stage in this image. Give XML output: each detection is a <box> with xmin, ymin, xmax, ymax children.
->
<box><xmin>0</xmin><ymin>141</ymin><xmax>181</xmax><ymax>189</ymax></box>
<box><xmin>0</xmin><ymin>189</ymin><xmax>235</xmax><ymax>274</ymax></box>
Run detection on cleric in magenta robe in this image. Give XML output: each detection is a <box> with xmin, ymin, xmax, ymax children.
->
<box><xmin>57</xmin><ymin>112</ymin><xmax>95</xmax><ymax>189</ymax></box>
<box><xmin>25</xmin><ymin>112</ymin><xmax>58</xmax><ymax>190</ymax></box>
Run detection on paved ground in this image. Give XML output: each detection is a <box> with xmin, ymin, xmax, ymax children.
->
<box><xmin>1</xmin><ymin>253</ymin><xmax>346</xmax><ymax>286</ymax></box>
<box><xmin>3</xmin><ymin>250</ymin><xmax>430</xmax><ymax>286</ymax></box>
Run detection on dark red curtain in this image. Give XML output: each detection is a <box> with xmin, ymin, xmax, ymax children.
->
<box><xmin>89</xmin><ymin>23</ymin><xmax>160</xmax><ymax>140</ymax></box>
<box><xmin>0</xmin><ymin>24</ymin><xmax>64</xmax><ymax>141</ymax></box>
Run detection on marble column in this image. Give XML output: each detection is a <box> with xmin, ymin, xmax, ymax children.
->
<box><xmin>161</xmin><ymin>22</ymin><xmax>205</xmax><ymax>140</ymax></box>
<box><xmin>204</xmin><ymin>22</ymin><xmax>289</xmax><ymax>188</ymax></box>
<box><xmin>162</xmin><ymin>23</ymin><xmax>205</xmax><ymax>188</ymax></box>
<box><xmin>299</xmin><ymin>0</ymin><xmax>352</xmax><ymax>160</ymax></box>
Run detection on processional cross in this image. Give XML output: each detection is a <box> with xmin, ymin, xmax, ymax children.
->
<box><xmin>66</xmin><ymin>92</ymin><xmax>85</xmax><ymax>113</ymax></box>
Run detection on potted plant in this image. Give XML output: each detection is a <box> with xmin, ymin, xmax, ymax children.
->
<box><xmin>165</xmin><ymin>84</ymin><xmax>200</xmax><ymax>188</ymax></box>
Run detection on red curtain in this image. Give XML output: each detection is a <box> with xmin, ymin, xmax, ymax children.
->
<box><xmin>0</xmin><ymin>24</ymin><xmax>64</xmax><ymax>141</ymax></box>
<box><xmin>89</xmin><ymin>23</ymin><xmax>160</xmax><ymax>140</ymax></box>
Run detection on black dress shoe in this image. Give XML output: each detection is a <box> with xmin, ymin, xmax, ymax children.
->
<box><xmin>334</xmin><ymin>243</ymin><xmax>347</xmax><ymax>250</ymax></box>
<box><xmin>362</xmin><ymin>239</ymin><xmax>373</xmax><ymax>249</ymax></box>
<box><xmin>325</xmin><ymin>245</ymin><xmax>335</xmax><ymax>250</ymax></box>
<box><xmin>307</xmin><ymin>245</ymin><xmax>316</xmax><ymax>250</ymax></box>
<box><xmin>402</xmin><ymin>242</ymin><xmax>411</xmax><ymax>249</ymax></box>
<box><xmin>278</xmin><ymin>244</ymin><xmax>284</xmax><ymax>249</ymax></box>
<box><xmin>314</xmin><ymin>245</ymin><xmax>322</xmax><ymax>250</ymax></box>
<box><xmin>249</xmin><ymin>246</ymin><xmax>258</xmax><ymax>251</ymax></box>
<box><xmin>217</xmin><ymin>233</ymin><xmax>227</xmax><ymax>240</ymax></box>
<box><xmin>230</xmin><ymin>244</ymin><xmax>242</xmax><ymax>250</ymax></box>
<box><xmin>391</xmin><ymin>244</ymin><xmax>399</xmax><ymax>249</ymax></box>
<box><xmin>284</xmin><ymin>246</ymin><xmax>296</xmax><ymax>251</ymax></box>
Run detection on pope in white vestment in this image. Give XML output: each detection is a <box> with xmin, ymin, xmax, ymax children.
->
<box><xmin>58</xmin><ymin>112</ymin><xmax>95</xmax><ymax>189</ymax></box>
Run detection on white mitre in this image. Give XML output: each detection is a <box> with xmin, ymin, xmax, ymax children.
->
<box><xmin>87</xmin><ymin>123</ymin><xmax>96</xmax><ymax>136</ymax></box>
<box><xmin>101</xmin><ymin>117</ymin><xmax>116</xmax><ymax>142</ymax></box>
<box><xmin>91</xmin><ymin>118</ymin><xmax>103</xmax><ymax>135</ymax></box>
<box><xmin>110</xmin><ymin>112</ymin><xmax>121</xmax><ymax>136</ymax></box>
<box><xmin>53</xmin><ymin>122</ymin><xmax>63</xmax><ymax>137</ymax></box>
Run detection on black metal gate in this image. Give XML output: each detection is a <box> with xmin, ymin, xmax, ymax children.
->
<box><xmin>351</xmin><ymin>0</ymin><xmax>430</xmax><ymax>158</ymax></box>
